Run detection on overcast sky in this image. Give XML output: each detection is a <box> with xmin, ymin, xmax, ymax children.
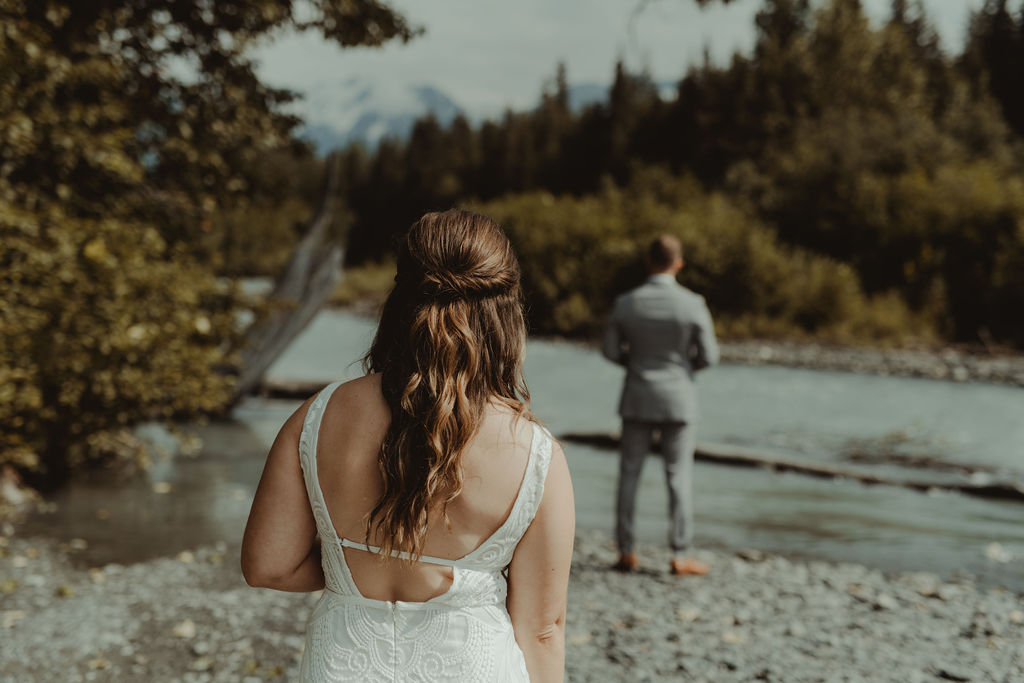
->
<box><xmin>253</xmin><ymin>0</ymin><xmax>986</xmax><ymax>118</ymax></box>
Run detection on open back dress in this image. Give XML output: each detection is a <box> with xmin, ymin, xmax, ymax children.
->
<box><xmin>296</xmin><ymin>381</ymin><xmax>553</xmax><ymax>682</ymax></box>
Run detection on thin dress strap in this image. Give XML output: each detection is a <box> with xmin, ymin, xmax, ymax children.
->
<box><xmin>455</xmin><ymin>422</ymin><xmax>552</xmax><ymax>570</ymax></box>
<box><xmin>297</xmin><ymin>380</ymin><xmax>345</xmax><ymax>543</ymax></box>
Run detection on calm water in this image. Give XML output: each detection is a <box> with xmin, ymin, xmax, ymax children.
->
<box><xmin>21</xmin><ymin>310</ymin><xmax>1024</xmax><ymax>591</ymax></box>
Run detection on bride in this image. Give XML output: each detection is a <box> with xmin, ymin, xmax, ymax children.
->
<box><xmin>241</xmin><ymin>209</ymin><xmax>575</xmax><ymax>682</ymax></box>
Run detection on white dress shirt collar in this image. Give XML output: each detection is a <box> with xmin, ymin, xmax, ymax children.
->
<box><xmin>647</xmin><ymin>273</ymin><xmax>678</xmax><ymax>285</ymax></box>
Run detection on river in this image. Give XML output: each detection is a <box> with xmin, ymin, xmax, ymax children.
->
<box><xmin>20</xmin><ymin>310</ymin><xmax>1024</xmax><ymax>591</ymax></box>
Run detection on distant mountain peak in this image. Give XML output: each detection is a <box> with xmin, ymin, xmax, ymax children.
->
<box><xmin>294</xmin><ymin>76</ymin><xmax>462</xmax><ymax>154</ymax></box>
<box><xmin>293</xmin><ymin>77</ymin><xmax>678</xmax><ymax>154</ymax></box>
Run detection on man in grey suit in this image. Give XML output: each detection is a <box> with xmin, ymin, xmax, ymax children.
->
<box><xmin>602</xmin><ymin>235</ymin><xmax>719</xmax><ymax>575</ymax></box>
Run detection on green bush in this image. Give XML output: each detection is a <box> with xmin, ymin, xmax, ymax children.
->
<box><xmin>476</xmin><ymin>169</ymin><xmax>933</xmax><ymax>344</ymax></box>
<box><xmin>0</xmin><ymin>0</ymin><xmax>414</xmax><ymax>485</ymax></box>
<box><xmin>207</xmin><ymin>196</ymin><xmax>313</xmax><ymax>277</ymax></box>
<box><xmin>472</xmin><ymin>190</ymin><xmax>640</xmax><ymax>336</ymax></box>
<box><xmin>329</xmin><ymin>260</ymin><xmax>398</xmax><ymax>311</ymax></box>
<box><xmin>0</xmin><ymin>207</ymin><xmax>239</xmax><ymax>482</ymax></box>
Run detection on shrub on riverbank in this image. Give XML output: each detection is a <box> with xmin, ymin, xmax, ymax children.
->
<box><xmin>0</xmin><ymin>212</ymin><xmax>239</xmax><ymax>484</ymax></box>
<box><xmin>329</xmin><ymin>259</ymin><xmax>397</xmax><ymax>312</ymax></box>
<box><xmin>0</xmin><ymin>1</ymin><xmax>414</xmax><ymax>485</ymax></box>
<box><xmin>475</xmin><ymin>172</ymin><xmax>932</xmax><ymax>344</ymax></box>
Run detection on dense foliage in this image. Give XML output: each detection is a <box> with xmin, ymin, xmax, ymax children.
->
<box><xmin>341</xmin><ymin>0</ymin><xmax>1024</xmax><ymax>347</ymax></box>
<box><xmin>0</xmin><ymin>0</ymin><xmax>412</xmax><ymax>482</ymax></box>
<box><xmin>477</xmin><ymin>169</ymin><xmax>926</xmax><ymax>342</ymax></box>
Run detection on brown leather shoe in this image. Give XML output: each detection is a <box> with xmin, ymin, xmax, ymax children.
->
<box><xmin>670</xmin><ymin>557</ymin><xmax>710</xmax><ymax>576</ymax></box>
<box><xmin>612</xmin><ymin>552</ymin><xmax>639</xmax><ymax>572</ymax></box>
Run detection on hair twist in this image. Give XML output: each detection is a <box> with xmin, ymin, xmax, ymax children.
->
<box><xmin>420</xmin><ymin>267</ymin><xmax>515</xmax><ymax>300</ymax></box>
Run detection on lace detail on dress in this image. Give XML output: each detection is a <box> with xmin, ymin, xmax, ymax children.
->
<box><xmin>296</xmin><ymin>381</ymin><xmax>550</xmax><ymax>682</ymax></box>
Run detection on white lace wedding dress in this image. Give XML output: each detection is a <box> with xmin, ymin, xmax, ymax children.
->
<box><xmin>296</xmin><ymin>381</ymin><xmax>552</xmax><ymax>682</ymax></box>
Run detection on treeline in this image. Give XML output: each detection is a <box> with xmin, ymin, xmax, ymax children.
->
<box><xmin>333</xmin><ymin>0</ymin><xmax>1024</xmax><ymax>346</ymax></box>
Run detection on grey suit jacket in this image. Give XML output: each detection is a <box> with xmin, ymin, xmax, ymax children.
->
<box><xmin>602</xmin><ymin>274</ymin><xmax>719</xmax><ymax>423</ymax></box>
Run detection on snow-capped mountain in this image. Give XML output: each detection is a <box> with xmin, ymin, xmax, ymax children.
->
<box><xmin>294</xmin><ymin>76</ymin><xmax>462</xmax><ymax>153</ymax></box>
<box><xmin>291</xmin><ymin>77</ymin><xmax>679</xmax><ymax>154</ymax></box>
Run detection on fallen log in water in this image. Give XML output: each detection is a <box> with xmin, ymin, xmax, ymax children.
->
<box><xmin>257</xmin><ymin>379</ymin><xmax>331</xmax><ymax>400</ymax></box>
<box><xmin>239</xmin><ymin>390</ymin><xmax>1024</xmax><ymax>504</ymax></box>
<box><xmin>232</xmin><ymin>154</ymin><xmax>344</xmax><ymax>403</ymax></box>
<box><xmin>560</xmin><ymin>432</ymin><xmax>1024</xmax><ymax>504</ymax></box>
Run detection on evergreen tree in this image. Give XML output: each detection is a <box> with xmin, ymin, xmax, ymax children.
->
<box><xmin>962</xmin><ymin>0</ymin><xmax>1024</xmax><ymax>137</ymax></box>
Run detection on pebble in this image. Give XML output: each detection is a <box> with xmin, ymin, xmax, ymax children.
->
<box><xmin>873</xmin><ymin>593</ymin><xmax>899</xmax><ymax>610</ymax></box>
<box><xmin>173</xmin><ymin>619</ymin><xmax>197</xmax><ymax>639</ymax></box>
<box><xmin>984</xmin><ymin>542</ymin><xmax>1013</xmax><ymax>563</ymax></box>
<box><xmin>192</xmin><ymin>656</ymin><xmax>214</xmax><ymax>671</ymax></box>
<box><xmin>736</xmin><ymin>549</ymin><xmax>765</xmax><ymax>562</ymax></box>
<box><xmin>785</xmin><ymin>621</ymin><xmax>807</xmax><ymax>637</ymax></box>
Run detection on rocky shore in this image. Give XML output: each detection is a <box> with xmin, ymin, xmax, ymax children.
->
<box><xmin>718</xmin><ymin>340</ymin><xmax>1024</xmax><ymax>387</ymax></box>
<box><xmin>565</xmin><ymin>531</ymin><xmax>1024</xmax><ymax>683</ymax></box>
<box><xmin>2</xmin><ymin>529</ymin><xmax>1022</xmax><ymax>682</ymax></box>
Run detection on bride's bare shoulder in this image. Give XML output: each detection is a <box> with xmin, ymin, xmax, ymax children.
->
<box><xmin>335</xmin><ymin>372</ymin><xmax>383</xmax><ymax>397</ymax></box>
<box><xmin>325</xmin><ymin>374</ymin><xmax>388</xmax><ymax>425</ymax></box>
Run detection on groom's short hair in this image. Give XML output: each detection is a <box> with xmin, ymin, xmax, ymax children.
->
<box><xmin>647</xmin><ymin>235</ymin><xmax>682</xmax><ymax>270</ymax></box>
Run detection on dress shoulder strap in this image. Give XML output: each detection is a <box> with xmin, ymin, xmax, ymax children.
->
<box><xmin>514</xmin><ymin>423</ymin><xmax>554</xmax><ymax>534</ymax></box>
<box><xmin>297</xmin><ymin>380</ymin><xmax>344</xmax><ymax>541</ymax></box>
<box><xmin>457</xmin><ymin>422</ymin><xmax>553</xmax><ymax>569</ymax></box>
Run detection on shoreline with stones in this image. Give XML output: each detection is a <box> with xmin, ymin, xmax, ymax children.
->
<box><xmin>2</xmin><ymin>530</ymin><xmax>1021</xmax><ymax>682</ymax></box>
<box><xmin>716</xmin><ymin>339</ymin><xmax>1024</xmax><ymax>388</ymax></box>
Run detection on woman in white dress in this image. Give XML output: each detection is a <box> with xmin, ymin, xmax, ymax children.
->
<box><xmin>241</xmin><ymin>209</ymin><xmax>575</xmax><ymax>682</ymax></box>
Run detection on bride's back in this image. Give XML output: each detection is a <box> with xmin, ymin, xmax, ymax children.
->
<box><xmin>315</xmin><ymin>373</ymin><xmax>535</xmax><ymax>603</ymax></box>
<box><xmin>243</xmin><ymin>210</ymin><xmax>574</xmax><ymax>682</ymax></box>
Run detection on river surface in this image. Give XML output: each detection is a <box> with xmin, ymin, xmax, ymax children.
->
<box><xmin>21</xmin><ymin>310</ymin><xmax>1024</xmax><ymax>591</ymax></box>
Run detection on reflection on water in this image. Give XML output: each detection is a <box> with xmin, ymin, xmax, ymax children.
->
<box><xmin>17</xmin><ymin>399</ymin><xmax>292</xmax><ymax>566</ymax></box>
<box><xmin>20</xmin><ymin>311</ymin><xmax>1024</xmax><ymax>591</ymax></box>
<box><xmin>522</xmin><ymin>331</ymin><xmax>1024</xmax><ymax>477</ymax></box>
<box><xmin>573</xmin><ymin>443</ymin><xmax>1024</xmax><ymax>591</ymax></box>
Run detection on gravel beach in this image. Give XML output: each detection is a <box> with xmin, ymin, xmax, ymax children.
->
<box><xmin>718</xmin><ymin>340</ymin><xmax>1024</xmax><ymax>388</ymax></box>
<box><xmin>2</xmin><ymin>529</ymin><xmax>1022</xmax><ymax>682</ymax></box>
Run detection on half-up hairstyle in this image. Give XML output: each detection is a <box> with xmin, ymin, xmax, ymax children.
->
<box><xmin>363</xmin><ymin>209</ymin><xmax>532</xmax><ymax>560</ymax></box>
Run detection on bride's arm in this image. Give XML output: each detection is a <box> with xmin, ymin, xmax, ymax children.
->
<box><xmin>507</xmin><ymin>443</ymin><xmax>575</xmax><ymax>683</ymax></box>
<box><xmin>241</xmin><ymin>398</ymin><xmax>326</xmax><ymax>592</ymax></box>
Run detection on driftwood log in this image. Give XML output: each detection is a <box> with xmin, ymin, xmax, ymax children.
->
<box><xmin>560</xmin><ymin>432</ymin><xmax>1024</xmax><ymax>504</ymax></box>
<box><xmin>232</xmin><ymin>154</ymin><xmax>344</xmax><ymax>401</ymax></box>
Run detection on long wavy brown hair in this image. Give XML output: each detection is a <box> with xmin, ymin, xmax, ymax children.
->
<box><xmin>362</xmin><ymin>209</ymin><xmax>532</xmax><ymax>560</ymax></box>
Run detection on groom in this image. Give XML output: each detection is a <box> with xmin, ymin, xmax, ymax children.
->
<box><xmin>602</xmin><ymin>234</ymin><xmax>719</xmax><ymax>576</ymax></box>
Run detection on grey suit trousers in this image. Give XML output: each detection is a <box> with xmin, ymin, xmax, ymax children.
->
<box><xmin>616</xmin><ymin>419</ymin><xmax>696</xmax><ymax>555</ymax></box>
